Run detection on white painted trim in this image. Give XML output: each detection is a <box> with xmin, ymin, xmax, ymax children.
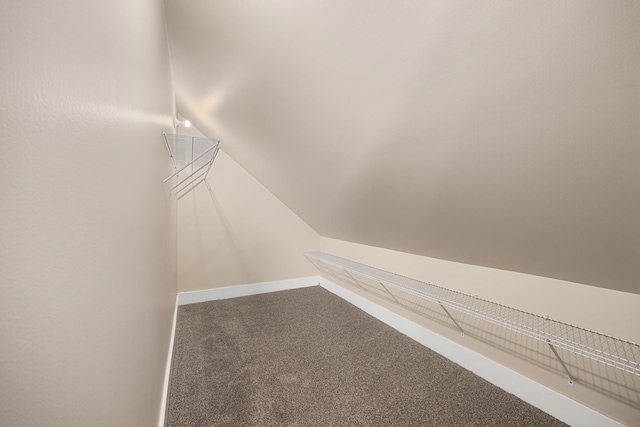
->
<box><xmin>177</xmin><ymin>276</ymin><xmax>319</xmax><ymax>305</ymax></box>
<box><xmin>158</xmin><ymin>295</ymin><xmax>179</xmax><ymax>427</ymax></box>
<box><xmin>320</xmin><ymin>277</ymin><xmax>623</xmax><ymax>427</ymax></box>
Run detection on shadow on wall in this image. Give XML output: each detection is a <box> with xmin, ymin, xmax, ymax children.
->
<box><xmin>318</xmin><ymin>263</ymin><xmax>640</xmax><ymax>413</ymax></box>
<box><xmin>203</xmin><ymin>180</ymin><xmax>251</xmax><ymax>280</ymax></box>
<box><xmin>178</xmin><ymin>178</ymin><xmax>252</xmax><ymax>289</ymax></box>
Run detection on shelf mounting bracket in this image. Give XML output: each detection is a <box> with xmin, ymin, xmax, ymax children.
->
<box><xmin>438</xmin><ymin>301</ymin><xmax>465</xmax><ymax>337</ymax></box>
<box><xmin>377</xmin><ymin>280</ymin><xmax>402</xmax><ymax>307</ymax></box>
<box><xmin>343</xmin><ymin>268</ymin><xmax>365</xmax><ymax>291</ymax></box>
<box><xmin>547</xmin><ymin>339</ymin><xmax>575</xmax><ymax>386</ymax></box>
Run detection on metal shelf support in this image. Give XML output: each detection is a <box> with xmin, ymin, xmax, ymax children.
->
<box><xmin>343</xmin><ymin>268</ymin><xmax>365</xmax><ymax>291</ymax></box>
<box><xmin>438</xmin><ymin>301</ymin><xmax>465</xmax><ymax>337</ymax></box>
<box><xmin>547</xmin><ymin>339</ymin><xmax>575</xmax><ymax>386</ymax></box>
<box><xmin>378</xmin><ymin>279</ymin><xmax>402</xmax><ymax>307</ymax></box>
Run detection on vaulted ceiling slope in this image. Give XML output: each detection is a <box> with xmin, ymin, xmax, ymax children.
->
<box><xmin>165</xmin><ymin>1</ymin><xmax>639</xmax><ymax>294</ymax></box>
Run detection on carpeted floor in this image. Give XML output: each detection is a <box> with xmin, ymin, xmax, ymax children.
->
<box><xmin>167</xmin><ymin>286</ymin><xmax>566</xmax><ymax>426</ymax></box>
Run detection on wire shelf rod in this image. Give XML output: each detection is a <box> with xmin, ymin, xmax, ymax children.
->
<box><xmin>162</xmin><ymin>144</ymin><xmax>217</xmax><ymax>184</ymax></box>
<box><xmin>171</xmin><ymin>162</ymin><xmax>210</xmax><ymax>191</ymax></box>
<box><xmin>175</xmin><ymin>173</ymin><xmax>207</xmax><ymax>198</ymax></box>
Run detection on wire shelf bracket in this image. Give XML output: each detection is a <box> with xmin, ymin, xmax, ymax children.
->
<box><xmin>305</xmin><ymin>251</ymin><xmax>640</xmax><ymax>387</ymax></box>
<box><xmin>161</xmin><ymin>132</ymin><xmax>220</xmax><ymax>198</ymax></box>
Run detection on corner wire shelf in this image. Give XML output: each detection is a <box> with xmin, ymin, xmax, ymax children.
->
<box><xmin>305</xmin><ymin>251</ymin><xmax>640</xmax><ymax>386</ymax></box>
<box><xmin>162</xmin><ymin>132</ymin><xmax>220</xmax><ymax>199</ymax></box>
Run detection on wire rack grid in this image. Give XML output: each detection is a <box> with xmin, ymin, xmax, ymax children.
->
<box><xmin>162</xmin><ymin>133</ymin><xmax>220</xmax><ymax>198</ymax></box>
<box><xmin>305</xmin><ymin>251</ymin><xmax>640</xmax><ymax>384</ymax></box>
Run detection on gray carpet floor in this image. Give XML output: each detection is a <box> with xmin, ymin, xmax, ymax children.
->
<box><xmin>167</xmin><ymin>286</ymin><xmax>566</xmax><ymax>426</ymax></box>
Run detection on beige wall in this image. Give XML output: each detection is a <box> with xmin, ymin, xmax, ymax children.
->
<box><xmin>321</xmin><ymin>237</ymin><xmax>640</xmax><ymax>425</ymax></box>
<box><xmin>177</xmin><ymin>124</ymin><xmax>319</xmax><ymax>292</ymax></box>
<box><xmin>0</xmin><ymin>1</ymin><xmax>177</xmax><ymax>426</ymax></box>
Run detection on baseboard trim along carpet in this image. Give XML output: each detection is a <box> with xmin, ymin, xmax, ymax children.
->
<box><xmin>177</xmin><ymin>276</ymin><xmax>319</xmax><ymax>306</ymax></box>
<box><xmin>159</xmin><ymin>295</ymin><xmax>179</xmax><ymax>427</ymax></box>
<box><xmin>319</xmin><ymin>277</ymin><xmax>621</xmax><ymax>427</ymax></box>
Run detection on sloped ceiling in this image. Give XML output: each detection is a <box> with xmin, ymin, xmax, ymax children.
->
<box><xmin>164</xmin><ymin>0</ymin><xmax>639</xmax><ymax>294</ymax></box>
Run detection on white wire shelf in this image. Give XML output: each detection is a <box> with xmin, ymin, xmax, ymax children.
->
<box><xmin>162</xmin><ymin>132</ymin><xmax>220</xmax><ymax>198</ymax></box>
<box><xmin>305</xmin><ymin>251</ymin><xmax>640</xmax><ymax>385</ymax></box>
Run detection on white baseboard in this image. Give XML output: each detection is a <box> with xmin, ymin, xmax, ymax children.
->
<box><xmin>177</xmin><ymin>276</ymin><xmax>319</xmax><ymax>305</ymax></box>
<box><xmin>158</xmin><ymin>295</ymin><xmax>179</xmax><ymax>427</ymax></box>
<box><xmin>164</xmin><ymin>276</ymin><xmax>318</xmax><ymax>425</ymax></box>
<box><xmin>320</xmin><ymin>277</ymin><xmax>622</xmax><ymax>427</ymax></box>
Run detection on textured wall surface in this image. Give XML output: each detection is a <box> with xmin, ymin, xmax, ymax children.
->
<box><xmin>165</xmin><ymin>0</ymin><xmax>640</xmax><ymax>294</ymax></box>
<box><xmin>0</xmin><ymin>1</ymin><xmax>177</xmax><ymax>426</ymax></box>
<box><xmin>177</xmin><ymin>124</ymin><xmax>319</xmax><ymax>292</ymax></box>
